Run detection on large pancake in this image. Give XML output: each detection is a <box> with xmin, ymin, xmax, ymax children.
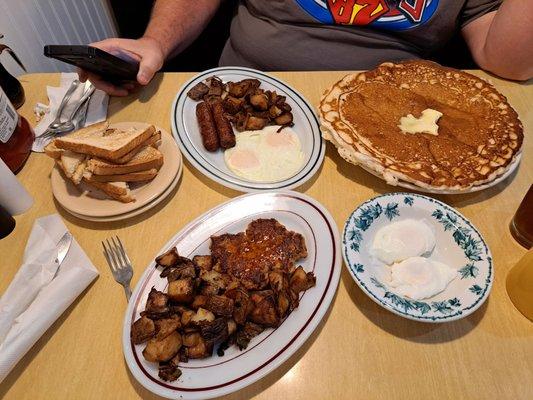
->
<box><xmin>319</xmin><ymin>60</ymin><xmax>523</xmax><ymax>191</ymax></box>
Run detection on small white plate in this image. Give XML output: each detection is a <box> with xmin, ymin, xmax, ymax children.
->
<box><xmin>51</xmin><ymin>122</ymin><xmax>182</xmax><ymax>218</ymax></box>
<box><xmin>63</xmin><ymin>161</ymin><xmax>182</xmax><ymax>222</ymax></box>
<box><xmin>171</xmin><ymin>67</ymin><xmax>325</xmax><ymax>192</ymax></box>
<box><xmin>123</xmin><ymin>191</ymin><xmax>341</xmax><ymax>399</ymax></box>
<box><xmin>343</xmin><ymin>193</ymin><xmax>493</xmax><ymax>322</ymax></box>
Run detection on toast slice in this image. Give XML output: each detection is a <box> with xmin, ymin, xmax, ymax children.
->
<box><xmin>44</xmin><ymin>141</ymin><xmax>63</xmax><ymax>159</ymax></box>
<box><xmin>56</xmin><ymin>151</ymin><xmax>87</xmax><ymax>185</ymax></box>
<box><xmin>46</xmin><ymin>129</ymin><xmax>161</xmax><ymax>164</ymax></box>
<box><xmin>54</xmin><ymin>123</ymin><xmax>155</xmax><ymax>161</ymax></box>
<box><xmin>113</xmin><ymin>131</ymin><xmax>161</xmax><ymax>164</ymax></box>
<box><xmin>87</xmin><ymin>168</ymin><xmax>158</xmax><ymax>183</ymax></box>
<box><xmin>87</xmin><ymin>146</ymin><xmax>163</xmax><ymax>175</ymax></box>
<box><xmin>82</xmin><ymin>178</ymin><xmax>135</xmax><ymax>203</ymax></box>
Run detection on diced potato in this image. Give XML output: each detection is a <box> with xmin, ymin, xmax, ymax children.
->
<box><xmin>290</xmin><ymin>266</ymin><xmax>316</xmax><ymax>293</ymax></box>
<box><xmin>186</xmin><ymin>337</ymin><xmax>213</xmax><ymax>359</ymax></box>
<box><xmin>142</xmin><ymin>331</ymin><xmax>182</xmax><ymax>362</ymax></box>
<box><xmin>191</xmin><ymin>295</ymin><xmax>208</xmax><ymax>309</ymax></box>
<box><xmin>192</xmin><ymin>255</ymin><xmax>212</xmax><ymax>271</ymax></box>
<box><xmin>168</xmin><ymin>278</ymin><xmax>195</xmax><ymax>303</ymax></box>
<box><xmin>131</xmin><ymin>316</ymin><xmax>155</xmax><ymax>344</ymax></box>
<box><xmin>182</xmin><ymin>332</ymin><xmax>201</xmax><ymax>347</ymax></box>
<box><xmin>181</xmin><ymin>310</ymin><xmax>195</xmax><ymax>326</ymax></box>
<box><xmin>155</xmin><ymin>316</ymin><xmax>181</xmax><ymax>340</ymax></box>
<box><xmin>190</xmin><ymin>307</ymin><xmax>215</xmax><ymax>324</ymax></box>
<box><xmin>205</xmin><ymin>295</ymin><xmax>234</xmax><ymax>317</ymax></box>
<box><xmin>227</xmin><ymin>319</ymin><xmax>237</xmax><ymax>336</ymax></box>
<box><xmin>155</xmin><ymin>247</ymin><xmax>180</xmax><ymax>267</ymax></box>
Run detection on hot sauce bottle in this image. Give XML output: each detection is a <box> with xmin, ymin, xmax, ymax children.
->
<box><xmin>0</xmin><ymin>86</ymin><xmax>34</xmax><ymax>173</ymax></box>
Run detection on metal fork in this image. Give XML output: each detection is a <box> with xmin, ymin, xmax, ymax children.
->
<box><xmin>102</xmin><ymin>236</ymin><xmax>133</xmax><ymax>300</ymax></box>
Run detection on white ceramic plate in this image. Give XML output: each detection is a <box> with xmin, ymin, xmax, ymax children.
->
<box><xmin>123</xmin><ymin>191</ymin><xmax>341</xmax><ymax>399</ymax></box>
<box><xmin>64</xmin><ymin>161</ymin><xmax>182</xmax><ymax>222</ymax></box>
<box><xmin>358</xmin><ymin>153</ymin><xmax>521</xmax><ymax>194</ymax></box>
<box><xmin>52</xmin><ymin>122</ymin><xmax>182</xmax><ymax>218</ymax></box>
<box><xmin>343</xmin><ymin>193</ymin><xmax>493</xmax><ymax>322</ymax></box>
<box><xmin>171</xmin><ymin>67</ymin><xmax>325</xmax><ymax>192</ymax></box>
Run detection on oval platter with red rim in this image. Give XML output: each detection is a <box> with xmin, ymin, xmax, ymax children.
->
<box><xmin>122</xmin><ymin>190</ymin><xmax>341</xmax><ymax>399</ymax></box>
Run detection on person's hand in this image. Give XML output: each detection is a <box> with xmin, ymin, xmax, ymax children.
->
<box><xmin>78</xmin><ymin>37</ymin><xmax>165</xmax><ymax>96</ymax></box>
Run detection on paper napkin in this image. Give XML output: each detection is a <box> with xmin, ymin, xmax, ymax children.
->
<box><xmin>32</xmin><ymin>72</ymin><xmax>108</xmax><ymax>152</ymax></box>
<box><xmin>0</xmin><ymin>214</ymin><xmax>99</xmax><ymax>383</ymax></box>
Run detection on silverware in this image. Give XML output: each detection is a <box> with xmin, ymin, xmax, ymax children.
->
<box><xmin>46</xmin><ymin>79</ymin><xmax>80</xmax><ymax>132</ymax></box>
<box><xmin>56</xmin><ymin>81</ymin><xmax>95</xmax><ymax>133</ymax></box>
<box><xmin>102</xmin><ymin>236</ymin><xmax>133</xmax><ymax>300</ymax></box>
<box><xmin>52</xmin><ymin>231</ymin><xmax>73</xmax><ymax>279</ymax></box>
<box><xmin>74</xmin><ymin>95</ymin><xmax>90</xmax><ymax>130</ymax></box>
<box><xmin>39</xmin><ymin>81</ymin><xmax>96</xmax><ymax>141</ymax></box>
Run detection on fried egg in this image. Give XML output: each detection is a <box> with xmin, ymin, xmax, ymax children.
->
<box><xmin>371</xmin><ymin>219</ymin><xmax>436</xmax><ymax>265</ymax></box>
<box><xmin>224</xmin><ymin>126</ymin><xmax>304</xmax><ymax>182</ymax></box>
<box><xmin>389</xmin><ymin>257</ymin><xmax>457</xmax><ymax>300</ymax></box>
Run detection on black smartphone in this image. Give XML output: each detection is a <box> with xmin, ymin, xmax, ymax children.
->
<box><xmin>44</xmin><ymin>45</ymin><xmax>139</xmax><ymax>81</ymax></box>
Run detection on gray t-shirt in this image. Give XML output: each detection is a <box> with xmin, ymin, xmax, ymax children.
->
<box><xmin>219</xmin><ymin>0</ymin><xmax>501</xmax><ymax>70</ymax></box>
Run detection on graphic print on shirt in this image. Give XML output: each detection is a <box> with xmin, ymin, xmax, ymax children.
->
<box><xmin>294</xmin><ymin>0</ymin><xmax>439</xmax><ymax>30</ymax></box>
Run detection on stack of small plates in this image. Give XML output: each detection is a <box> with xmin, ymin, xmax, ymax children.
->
<box><xmin>51</xmin><ymin>122</ymin><xmax>183</xmax><ymax>222</ymax></box>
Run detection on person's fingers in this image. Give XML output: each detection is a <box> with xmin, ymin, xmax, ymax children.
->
<box><xmin>137</xmin><ymin>58</ymin><xmax>160</xmax><ymax>85</ymax></box>
<box><xmin>121</xmin><ymin>82</ymin><xmax>136</xmax><ymax>90</ymax></box>
<box><xmin>91</xmin><ymin>38</ymin><xmax>142</xmax><ymax>63</ymax></box>
<box><xmin>77</xmin><ymin>68</ymin><xmax>88</xmax><ymax>82</ymax></box>
<box><xmin>103</xmin><ymin>38</ymin><xmax>164</xmax><ymax>85</ymax></box>
<box><xmin>85</xmin><ymin>37</ymin><xmax>164</xmax><ymax>88</ymax></box>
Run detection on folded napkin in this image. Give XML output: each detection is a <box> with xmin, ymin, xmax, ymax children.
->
<box><xmin>32</xmin><ymin>72</ymin><xmax>108</xmax><ymax>152</ymax></box>
<box><xmin>0</xmin><ymin>214</ymin><xmax>99</xmax><ymax>383</ymax></box>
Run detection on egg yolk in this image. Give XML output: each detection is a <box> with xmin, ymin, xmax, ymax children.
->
<box><xmin>265</xmin><ymin>131</ymin><xmax>296</xmax><ymax>147</ymax></box>
<box><xmin>227</xmin><ymin>149</ymin><xmax>260</xmax><ymax>170</ymax></box>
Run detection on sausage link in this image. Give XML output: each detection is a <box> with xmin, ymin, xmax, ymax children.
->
<box><xmin>196</xmin><ymin>102</ymin><xmax>219</xmax><ymax>152</ymax></box>
<box><xmin>212</xmin><ymin>101</ymin><xmax>236</xmax><ymax>149</ymax></box>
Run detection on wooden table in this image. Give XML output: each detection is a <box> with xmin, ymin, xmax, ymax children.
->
<box><xmin>1</xmin><ymin>71</ymin><xmax>531</xmax><ymax>400</ymax></box>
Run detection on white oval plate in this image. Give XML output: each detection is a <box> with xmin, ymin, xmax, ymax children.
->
<box><xmin>123</xmin><ymin>191</ymin><xmax>341</xmax><ymax>399</ymax></box>
<box><xmin>171</xmin><ymin>67</ymin><xmax>325</xmax><ymax>192</ymax></box>
<box><xmin>343</xmin><ymin>193</ymin><xmax>493</xmax><ymax>322</ymax></box>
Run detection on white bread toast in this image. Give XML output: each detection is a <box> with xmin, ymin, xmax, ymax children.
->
<box><xmin>87</xmin><ymin>168</ymin><xmax>158</xmax><ymax>183</ymax></box>
<box><xmin>54</xmin><ymin>123</ymin><xmax>155</xmax><ymax>161</ymax></box>
<box><xmin>82</xmin><ymin>178</ymin><xmax>135</xmax><ymax>203</ymax></box>
<box><xmin>55</xmin><ymin>152</ymin><xmax>87</xmax><ymax>185</ymax></box>
<box><xmin>87</xmin><ymin>146</ymin><xmax>163</xmax><ymax>175</ymax></box>
<box><xmin>113</xmin><ymin>131</ymin><xmax>161</xmax><ymax>164</ymax></box>
<box><xmin>46</xmin><ymin>122</ymin><xmax>163</xmax><ymax>203</ymax></box>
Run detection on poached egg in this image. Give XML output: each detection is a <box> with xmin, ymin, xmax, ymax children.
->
<box><xmin>224</xmin><ymin>126</ymin><xmax>304</xmax><ymax>182</ymax></box>
<box><xmin>371</xmin><ymin>219</ymin><xmax>436</xmax><ymax>265</ymax></box>
<box><xmin>389</xmin><ymin>257</ymin><xmax>457</xmax><ymax>300</ymax></box>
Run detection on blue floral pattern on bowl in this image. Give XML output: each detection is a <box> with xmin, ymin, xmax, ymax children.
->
<box><xmin>342</xmin><ymin>193</ymin><xmax>493</xmax><ymax>322</ymax></box>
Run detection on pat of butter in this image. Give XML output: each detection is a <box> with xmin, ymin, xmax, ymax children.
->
<box><xmin>398</xmin><ymin>108</ymin><xmax>443</xmax><ymax>136</ymax></box>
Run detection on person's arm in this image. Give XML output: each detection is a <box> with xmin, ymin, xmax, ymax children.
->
<box><xmin>79</xmin><ymin>0</ymin><xmax>222</xmax><ymax>96</ymax></box>
<box><xmin>462</xmin><ymin>0</ymin><xmax>533</xmax><ymax>81</ymax></box>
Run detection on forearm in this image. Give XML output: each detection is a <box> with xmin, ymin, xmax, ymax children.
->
<box><xmin>464</xmin><ymin>1</ymin><xmax>533</xmax><ymax>81</ymax></box>
<box><xmin>143</xmin><ymin>0</ymin><xmax>223</xmax><ymax>59</ymax></box>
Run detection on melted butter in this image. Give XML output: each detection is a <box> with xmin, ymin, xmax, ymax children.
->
<box><xmin>399</xmin><ymin>108</ymin><xmax>443</xmax><ymax>136</ymax></box>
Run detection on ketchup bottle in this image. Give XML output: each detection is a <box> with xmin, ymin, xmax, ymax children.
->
<box><xmin>0</xmin><ymin>86</ymin><xmax>34</xmax><ymax>173</ymax></box>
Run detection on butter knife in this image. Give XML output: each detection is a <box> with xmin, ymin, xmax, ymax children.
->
<box><xmin>52</xmin><ymin>232</ymin><xmax>73</xmax><ymax>278</ymax></box>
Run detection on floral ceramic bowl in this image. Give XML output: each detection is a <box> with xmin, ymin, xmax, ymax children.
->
<box><xmin>343</xmin><ymin>193</ymin><xmax>493</xmax><ymax>322</ymax></box>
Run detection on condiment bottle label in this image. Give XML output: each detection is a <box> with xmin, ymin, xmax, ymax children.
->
<box><xmin>0</xmin><ymin>87</ymin><xmax>18</xmax><ymax>144</ymax></box>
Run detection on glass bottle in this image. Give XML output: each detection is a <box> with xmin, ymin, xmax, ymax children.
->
<box><xmin>0</xmin><ymin>203</ymin><xmax>15</xmax><ymax>239</ymax></box>
<box><xmin>0</xmin><ymin>86</ymin><xmax>34</xmax><ymax>173</ymax></box>
<box><xmin>0</xmin><ymin>44</ymin><xmax>26</xmax><ymax>109</ymax></box>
